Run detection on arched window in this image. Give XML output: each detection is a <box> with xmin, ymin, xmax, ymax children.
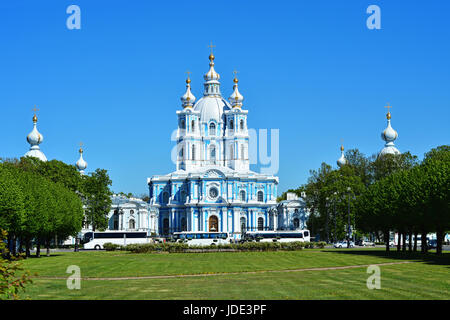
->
<box><xmin>209</xmin><ymin>122</ymin><xmax>216</xmax><ymax>136</ymax></box>
<box><xmin>240</xmin><ymin>217</ymin><xmax>246</xmax><ymax>233</ymax></box>
<box><xmin>257</xmin><ymin>191</ymin><xmax>264</xmax><ymax>202</ymax></box>
<box><xmin>180</xmin><ymin>190</ymin><xmax>186</xmax><ymax>202</ymax></box>
<box><xmin>209</xmin><ymin>216</ymin><xmax>218</xmax><ymax>232</ymax></box>
<box><xmin>191</xmin><ymin>120</ymin><xmax>195</xmax><ymax>132</ymax></box>
<box><xmin>229</xmin><ymin>119</ymin><xmax>234</xmax><ymax>130</ymax></box>
<box><xmin>240</xmin><ymin>119</ymin><xmax>244</xmax><ymax>130</ymax></box>
<box><xmin>181</xmin><ymin>217</ymin><xmax>187</xmax><ymax>232</ymax></box>
<box><xmin>192</xmin><ymin>145</ymin><xmax>196</xmax><ymax>160</ymax></box>
<box><xmin>179</xmin><ymin>147</ymin><xmax>184</xmax><ymax>158</ymax></box>
<box><xmin>180</xmin><ymin>119</ymin><xmax>186</xmax><ymax>129</ymax></box>
<box><xmin>210</xmin><ymin>145</ymin><xmax>216</xmax><ymax>163</ymax></box>
<box><xmin>240</xmin><ymin>145</ymin><xmax>245</xmax><ymax>160</ymax></box>
<box><xmin>129</xmin><ymin>219</ymin><xmax>135</xmax><ymax>230</ymax></box>
<box><xmin>240</xmin><ymin>190</ymin><xmax>246</xmax><ymax>202</ymax></box>
<box><xmin>130</xmin><ymin>210</ymin><xmax>134</xmax><ymax>215</ymax></box>
<box><xmin>113</xmin><ymin>214</ymin><xmax>119</xmax><ymax>230</ymax></box>
<box><xmin>258</xmin><ymin>217</ymin><xmax>264</xmax><ymax>231</ymax></box>
<box><xmin>163</xmin><ymin>218</ymin><xmax>169</xmax><ymax>235</ymax></box>
<box><xmin>162</xmin><ymin>192</ymin><xmax>169</xmax><ymax>204</ymax></box>
<box><xmin>293</xmin><ymin>218</ymin><xmax>300</xmax><ymax>229</ymax></box>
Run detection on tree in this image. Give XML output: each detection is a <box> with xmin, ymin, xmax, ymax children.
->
<box><xmin>370</xmin><ymin>151</ymin><xmax>418</xmax><ymax>182</ymax></box>
<box><xmin>0</xmin><ymin>230</ymin><xmax>32</xmax><ymax>300</ymax></box>
<box><xmin>17</xmin><ymin>157</ymin><xmax>83</xmax><ymax>193</ymax></box>
<box><xmin>83</xmin><ymin>169</ymin><xmax>113</xmax><ymax>231</ymax></box>
<box><xmin>0</xmin><ymin>165</ymin><xmax>25</xmax><ymax>255</ymax></box>
<box><xmin>421</xmin><ymin>146</ymin><xmax>450</xmax><ymax>254</ymax></box>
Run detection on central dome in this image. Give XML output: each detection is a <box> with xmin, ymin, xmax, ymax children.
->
<box><xmin>193</xmin><ymin>96</ymin><xmax>231</xmax><ymax>123</ymax></box>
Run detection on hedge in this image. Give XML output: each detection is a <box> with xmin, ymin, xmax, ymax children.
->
<box><xmin>115</xmin><ymin>241</ymin><xmax>327</xmax><ymax>253</ymax></box>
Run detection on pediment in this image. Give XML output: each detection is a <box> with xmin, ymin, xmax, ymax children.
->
<box><xmin>204</xmin><ymin>169</ymin><xmax>225</xmax><ymax>178</ymax></box>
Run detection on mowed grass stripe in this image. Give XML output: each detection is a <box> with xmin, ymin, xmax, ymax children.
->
<box><xmin>23</xmin><ymin>262</ymin><xmax>450</xmax><ymax>300</ymax></box>
<box><xmin>20</xmin><ymin>249</ymin><xmax>424</xmax><ymax>278</ymax></box>
<box><xmin>33</xmin><ymin>261</ymin><xmax>414</xmax><ymax>280</ymax></box>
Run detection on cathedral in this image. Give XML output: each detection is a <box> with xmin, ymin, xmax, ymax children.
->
<box><xmin>147</xmin><ymin>53</ymin><xmax>280</xmax><ymax>240</ymax></box>
<box><xmin>22</xmin><ymin>52</ymin><xmax>402</xmax><ymax>241</ymax></box>
<box><xmin>21</xmin><ymin>52</ymin><xmax>305</xmax><ymax>241</ymax></box>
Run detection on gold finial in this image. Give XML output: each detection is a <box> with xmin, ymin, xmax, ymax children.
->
<box><xmin>79</xmin><ymin>142</ymin><xmax>83</xmax><ymax>154</ymax></box>
<box><xmin>340</xmin><ymin>144</ymin><xmax>344</xmax><ymax>152</ymax></box>
<box><xmin>32</xmin><ymin>106</ymin><xmax>39</xmax><ymax>122</ymax></box>
<box><xmin>233</xmin><ymin>70</ymin><xmax>239</xmax><ymax>83</ymax></box>
<box><xmin>186</xmin><ymin>70</ymin><xmax>191</xmax><ymax>84</ymax></box>
<box><xmin>208</xmin><ymin>41</ymin><xmax>216</xmax><ymax>61</ymax></box>
<box><xmin>384</xmin><ymin>103</ymin><xmax>392</xmax><ymax>120</ymax></box>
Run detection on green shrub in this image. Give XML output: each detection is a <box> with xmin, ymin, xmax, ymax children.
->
<box><xmin>103</xmin><ymin>243</ymin><xmax>122</xmax><ymax>251</ymax></box>
<box><xmin>122</xmin><ymin>240</ymin><xmax>320</xmax><ymax>254</ymax></box>
<box><xmin>315</xmin><ymin>241</ymin><xmax>327</xmax><ymax>249</ymax></box>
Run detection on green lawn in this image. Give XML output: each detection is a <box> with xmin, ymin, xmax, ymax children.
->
<box><xmin>18</xmin><ymin>249</ymin><xmax>450</xmax><ymax>300</ymax></box>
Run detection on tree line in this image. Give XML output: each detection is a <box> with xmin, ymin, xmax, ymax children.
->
<box><xmin>280</xmin><ymin>145</ymin><xmax>449</xmax><ymax>254</ymax></box>
<box><xmin>0</xmin><ymin>157</ymin><xmax>113</xmax><ymax>257</ymax></box>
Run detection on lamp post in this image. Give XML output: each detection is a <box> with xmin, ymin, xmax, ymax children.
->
<box><xmin>325</xmin><ymin>197</ymin><xmax>330</xmax><ymax>244</ymax></box>
<box><xmin>347</xmin><ymin>187</ymin><xmax>351</xmax><ymax>248</ymax></box>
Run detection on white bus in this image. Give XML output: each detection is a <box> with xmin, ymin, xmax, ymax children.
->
<box><xmin>244</xmin><ymin>230</ymin><xmax>311</xmax><ymax>243</ymax></box>
<box><xmin>172</xmin><ymin>232</ymin><xmax>231</xmax><ymax>246</ymax></box>
<box><xmin>82</xmin><ymin>231</ymin><xmax>149</xmax><ymax>250</ymax></box>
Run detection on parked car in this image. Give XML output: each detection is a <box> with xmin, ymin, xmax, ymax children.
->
<box><xmin>362</xmin><ymin>240</ymin><xmax>375</xmax><ymax>247</ymax></box>
<box><xmin>428</xmin><ymin>239</ymin><xmax>437</xmax><ymax>249</ymax></box>
<box><xmin>334</xmin><ymin>241</ymin><xmax>354</xmax><ymax>248</ymax></box>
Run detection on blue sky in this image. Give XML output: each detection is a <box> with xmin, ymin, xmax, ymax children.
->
<box><xmin>1</xmin><ymin>0</ymin><xmax>449</xmax><ymax>196</ymax></box>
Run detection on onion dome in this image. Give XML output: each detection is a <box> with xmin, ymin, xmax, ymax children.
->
<box><xmin>204</xmin><ymin>54</ymin><xmax>220</xmax><ymax>82</ymax></box>
<box><xmin>228</xmin><ymin>74</ymin><xmax>244</xmax><ymax>108</ymax></box>
<box><xmin>203</xmin><ymin>53</ymin><xmax>221</xmax><ymax>96</ymax></box>
<box><xmin>76</xmin><ymin>146</ymin><xmax>88</xmax><ymax>174</ymax></box>
<box><xmin>181</xmin><ymin>76</ymin><xmax>196</xmax><ymax>108</ymax></box>
<box><xmin>379</xmin><ymin>111</ymin><xmax>400</xmax><ymax>156</ymax></box>
<box><xmin>25</xmin><ymin>112</ymin><xmax>47</xmax><ymax>162</ymax></box>
<box><xmin>337</xmin><ymin>144</ymin><xmax>347</xmax><ymax>167</ymax></box>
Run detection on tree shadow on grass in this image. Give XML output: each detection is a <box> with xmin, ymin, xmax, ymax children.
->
<box><xmin>322</xmin><ymin>249</ymin><xmax>450</xmax><ymax>267</ymax></box>
<box><xmin>24</xmin><ymin>254</ymin><xmax>64</xmax><ymax>259</ymax></box>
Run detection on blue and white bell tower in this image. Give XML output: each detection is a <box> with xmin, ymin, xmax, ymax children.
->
<box><xmin>147</xmin><ymin>51</ymin><xmax>279</xmax><ymax>239</ymax></box>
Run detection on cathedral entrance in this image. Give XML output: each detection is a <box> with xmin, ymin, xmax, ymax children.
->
<box><xmin>163</xmin><ymin>218</ymin><xmax>169</xmax><ymax>235</ymax></box>
<box><xmin>209</xmin><ymin>216</ymin><xmax>218</xmax><ymax>232</ymax></box>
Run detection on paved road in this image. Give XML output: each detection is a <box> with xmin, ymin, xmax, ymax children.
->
<box><xmin>326</xmin><ymin>244</ymin><xmax>450</xmax><ymax>251</ymax></box>
<box><xmin>29</xmin><ymin>245</ymin><xmax>450</xmax><ymax>253</ymax></box>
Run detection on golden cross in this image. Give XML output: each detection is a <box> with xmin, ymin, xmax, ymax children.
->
<box><xmin>233</xmin><ymin>70</ymin><xmax>239</xmax><ymax>77</ymax></box>
<box><xmin>208</xmin><ymin>41</ymin><xmax>216</xmax><ymax>54</ymax></box>
<box><xmin>79</xmin><ymin>142</ymin><xmax>83</xmax><ymax>148</ymax></box>
<box><xmin>32</xmin><ymin>105</ymin><xmax>39</xmax><ymax>114</ymax></box>
<box><xmin>186</xmin><ymin>70</ymin><xmax>191</xmax><ymax>78</ymax></box>
<box><xmin>384</xmin><ymin>103</ymin><xmax>392</xmax><ymax>113</ymax></box>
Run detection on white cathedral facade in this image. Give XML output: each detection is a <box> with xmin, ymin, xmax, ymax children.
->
<box><xmin>147</xmin><ymin>53</ymin><xmax>281</xmax><ymax>240</ymax></box>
